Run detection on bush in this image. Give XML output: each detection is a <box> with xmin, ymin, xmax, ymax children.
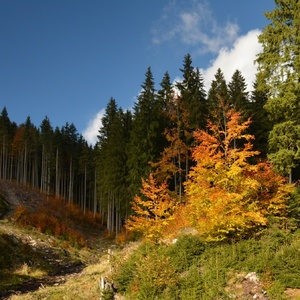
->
<box><xmin>166</xmin><ymin>234</ymin><xmax>205</xmax><ymax>272</ymax></box>
<box><xmin>13</xmin><ymin>201</ymin><xmax>89</xmax><ymax>248</ymax></box>
<box><xmin>178</xmin><ymin>265</ymin><xmax>204</xmax><ymax>300</ymax></box>
<box><xmin>112</xmin><ymin>242</ymin><xmax>155</xmax><ymax>293</ymax></box>
<box><xmin>287</xmin><ymin>185</ymin><xmax>300</xmax><ymax>228</ymax></box>
<box><xmin>112</xmin><ymin>229</ymin><xmax>300</xmax><ymax>298</ymax></box>
<box><xmin>131</xmin><ymin>251</ymin><xmax>178</xmax><ymax>299</ymax></box>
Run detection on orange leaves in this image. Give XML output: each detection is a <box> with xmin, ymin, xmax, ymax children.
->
<box><xmin>184</xmin><ymin>108</ymin><xmax>292</xmax><ymax>241</ymax></box>
<box><xmin>126</xmin><ymin>174</ymin><xmax>178</xmax><ymax>242</ymax></box>
<box><xmin>128</xmin><ymin>106</ymin><xmax>293</xmax><ymax>243</ymax></box>
<box><xmin>14</xmin><ymin>198</ymin><xmax>102</xmax><ymax>248</ymax></box>
<box><xmin>245</xmin><ymin>162</ymin><xmax>292</xmax><ymax>216</ymax></box>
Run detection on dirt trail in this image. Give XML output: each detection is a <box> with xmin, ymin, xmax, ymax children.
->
<box><xmin>0</xmin><ymin>180</ymin><xmax>88</xmax><ymax>299</ymax></box>
<box><xmin>0</xmin><ymin>263</ymin><xmax>84</xmax><ymax>299</ymax></box>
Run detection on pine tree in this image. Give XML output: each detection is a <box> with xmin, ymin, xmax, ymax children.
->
<box><xmin>0</xmin><ymin>107</ymin><xmax>15</xmax><ymax>180</ymax></box>
<box><xmin>162</xmin><ymin>54</ymin><xmax>207</xmax><ymax>194</ymax></box>
<box><xmin>40</xmin><ymin>116</ymin><xmax>53</xmax><ymax>196</ymax></box>
<box><xmin>207</xmin><ymin>68</ymin><xmax>229</xmax><ymax>118</ymax></box>
<box><xmin>248</xmin><ymin>80</ymin><xmax>273</xmax><ymax>160</ymax></box>
<box><xmin>21</xmin><ymin>117</ymin><xmax>39</xmax><ymax>187</ymax></box>
<box><xmin>256</xmin><ymin>0</ymin><xmax>300</xmax><ymax>182</ymax></box>
<box><xmin>78</xmin><ymin>137</ymin><xmax>91</xmax><ymax>213</ymax></box>
<box><xmin>97</xmin><ymin>98</ymin><xmax>132</xmax><ymax>234</ymax></box>
<box><xmin>228</xmin><ymin>70</ymin><xmax>249</xmax><ymax>113</ymax></box>
<box><xmin>61</xmin><ymin>122</ymin><xmax>79</xmax><ymax>202</ymax></box>
<box><xmin>127</xmin><ymin>67</ymin><xmax>162</xmax><ymax>196</ymax></box>
<box><xmin>156</xmin><ymin>71</ymin><xmax>173</xmax><ymax>152</ymax></box>
<box><xmin>176</xmin><ymin>54</ymin><xmax>207</xmax><ymax>130</ymax></box>
<box><xmin>53</xmin><ymin>126</ymin><xmax>63</xmax><ymax>198</ymax></box>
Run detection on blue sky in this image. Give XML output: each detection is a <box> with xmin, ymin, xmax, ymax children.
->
<box><xmin>0</xmin><ymin>0</ymin><xmax>275</xmax><ymax>145</ymax></box>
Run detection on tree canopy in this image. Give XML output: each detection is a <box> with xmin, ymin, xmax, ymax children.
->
<box><xmin>256</xmin><ymin>0</ymin><xmax>300</xmax><ymax>182</ymax></box>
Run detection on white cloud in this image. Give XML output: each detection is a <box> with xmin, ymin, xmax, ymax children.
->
<box><xmin>152</xmin><ymin>0</ymin><xmax>239</xmax><ymax>54</ymax></box>
<box><xmin>82</xmin><ymin>108</ymin><xmax>105</xmax><ymax>146</ymax></box>
<box><xmin>202</xmin><ymin>29</ymin><xmax>262</xmax><ymax>91</ymax></box>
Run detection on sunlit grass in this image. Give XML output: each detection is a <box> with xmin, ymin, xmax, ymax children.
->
<box><xmin>9</xmin><ymin>264</ymin><xmax>104</xmax><ymax>300</ymax></box>
<box><xmin>14</xmin><ymin>263</ymin><xmax>47</xmax><ymax>278</ymax></box>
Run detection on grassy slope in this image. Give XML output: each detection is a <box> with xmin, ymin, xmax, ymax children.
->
<box><xmin>110</xmin><ymin>229</ymin><xmax>300</xmax><ymax>300</ymax></box>
<box><xmin>1</xmin><ymin>182</ymin><xmax>300</xmax><ymax>299</ymax></box>
<box><xmin>0</xmin><ymin>181</ymin><xmax>115</xmax><ymax>299</ymax></box>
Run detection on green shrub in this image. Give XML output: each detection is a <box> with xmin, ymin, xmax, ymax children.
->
<box><xmin>131</xmin><ymin>251</ymin><xmax>178</xmax><ymax>300</ymax></box>
<box><xmin>287</xmin><ymin>186</ymin><xmax>300</xmax><ymax>229</ymax></box>
<box><xmin>112</xmin><ymin>229</ymin><xmax>300</xmax><ymax>298</ymax></box>
<box><xmin>266</xmin><ymin>280</ymin><xmax>287</xmax><ymax>300</ymax></box>
<box><xmin>167</xmin><ymin>234</ymin><xmax>205</xmax><ymax>272</ymax></box>
<box><xmin>100</xmin><ymin>288</ymin><xmax>114</xmax><ymax>300</ymax></box>
<box><xmin>271</xmin><ymin>239</ymin><xmax>300</xmax><ymax>288</ymax></box>
<box><xmin>112</xmin><ymin>242</ymin><xmax>156</xmax><ymax>293</ymax></box>
<box><xmin>179</xmin><ymin>265</ymin><xmax>204</xmax><ymax>300</ymax></box>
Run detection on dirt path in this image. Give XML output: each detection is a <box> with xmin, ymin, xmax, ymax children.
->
<box><xmin>0</xmin><ymin>180</ymin><xmax>98</xmax><ymax>299</ymax></box>
<box><xmin>0</xmin><ymin>263</ymin><xmax>84</xmax><ymax>299</ymax></box>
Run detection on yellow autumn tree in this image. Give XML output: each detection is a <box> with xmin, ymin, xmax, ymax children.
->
<box><xmin>184</xmin><ymin>108</ymin><xmax>292</xmax><ymax>242</ymax></box>
<box><xmin>126</xmin><ymin>173</ymin><xmax>178</xmax><ymax>242</ymax></box>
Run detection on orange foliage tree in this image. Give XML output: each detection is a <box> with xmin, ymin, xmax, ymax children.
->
<box><xmin>126</xmin><ymin>173</ymin><xmax>178</xmax><ymax>242</ymax></box>
<box><xmin>152</xmin><ymin>94</ymin><xmax>191</xmax><ymax>202</ymax></box>
<box><xmin>184</xmin><ymin>108</ymin><xmax>292</xmax><ymax>242</ymax></box>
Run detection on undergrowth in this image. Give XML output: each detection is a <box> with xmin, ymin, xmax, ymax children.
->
<box><xmin>0</xmin><ymin>194</ymin><xmax>7</xmax><ymax>214</ymax></box>
<box><xmin>13</xmin><ymin>197</ymin><xmax>102</xmax><ymax>248</ymax></box>
<box><xmin>112</xmin><ymin>227</ymin><xmax>300</xmax><ymax>299</ymax></box>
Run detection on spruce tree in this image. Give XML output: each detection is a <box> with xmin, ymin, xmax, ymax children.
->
<box><xmin>207</xmin><ymin>68</ymin><xmax>229</xmax><ymax>115</ymax></box>
<box><xmin>248</xmin><ymin>80</ymin><xmax>273</xmax><ymax>160</ymax></box>
<box><xmin>61</xmin><ymin>122</ymin><xmax>79</xmax><ymax>202</ymax></box>
<box><xmin>228</xmin><ymin>69</ymin><xmax>249</xmax><ymax>114</ymax></box>
<box><xmin>207</xmin><ymin>68</ymin><xmax>230</xmax><ymax>137</ymax></box>
<box><xmin>97</xmin><ymin>98</ymin><xmax>132</xmax><ymax>234</ymax></box>
<box><xmin>156</xmin><ymin>71</ymin><xmax>173</xmax><ymax>154</ymax></box>
<box><xmin>40</xmin><ymin>116</ymin><xmax>53</xmax><ymax>195</ymax></box>
<box><xmin>127</xmin><ymin>67</ymin><xmax>162</xmax><ymax>196</ymax></box>
<box><xmin>0</xmin><ymin>107</ymin><xmax>14</xmax><ymax>180</ymax></box>
<box><xmin>256</xmin><ymin>0</ymin><xmax>300</xmax><ymax>182</ymax></box>
<box><xmin>176</xmin><ymin>54</ymin><xmax>207</xmax><ymax>130</ymax></box>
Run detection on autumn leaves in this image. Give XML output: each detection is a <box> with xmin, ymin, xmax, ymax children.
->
<box><xmin>127</xmin><ymin>107</ymin><xmax>292</xmax><ymax>243</ymax></box>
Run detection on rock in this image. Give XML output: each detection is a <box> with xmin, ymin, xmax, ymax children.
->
<box><xmin>244</xmin><ymin>272</ymin><xmax>260</xmax><ymax>284</ymax></box>
<box><xmin>242</xmin><ymin>272</ymin><xmax>269</xmax><ymax>300</ymax></box>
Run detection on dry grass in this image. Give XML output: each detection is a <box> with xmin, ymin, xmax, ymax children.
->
<box><xmin>14</xmin><ymin>263</ymin><xmax>47</xmax><ymax>278</ymax></box>
<box><xmin>9</xmin><ymin>263</ymin><xmax>105</xmax><ymax>300</ymax></box>
<box><xmin>8</xmin><ymin>244</ymin><xmax>139</xmax><ymax>300</ymax></box>
<box><xmin>6</xmin><ymin>238</ymin><xmax>113</xmax><ymax>299</ymax></box>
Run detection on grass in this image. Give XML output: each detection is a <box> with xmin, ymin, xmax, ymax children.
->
<box><xmin>14</xmin><ymin>263</ymin><xmax>47</xmax><ymax>278</ymax></box>
<box><xmin>2</xmin><ymin>184</ymin><xmax>300</xmax><ymax>299</ymax></box>
<box><xmin>8</xmin><ymin>260</ymin><xmax>111</xmax><ymax>300</ymax></box>
<box><xmin>0</xmin><ymin>212</ymin><xmax>110</xmax><ymax>298</ymax></box>
<box><xmin>110</xmin><ymin>227</ymin><xmax>300</xmax><ymax>299</ymax></box>
<box><xmin>2</xmin><ymin>219</ymin><xmax>300</xmax><ymax>299</ymax></box>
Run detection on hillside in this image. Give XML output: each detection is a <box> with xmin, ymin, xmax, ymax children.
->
<box><xmin>1</xmin><ymin>181</ymin><xmax>300</xmax><ymax>299</ymax></box>
<box><xmin>0</xmin><ymin>180</ymin><xmax>115</xmax><ymax>299</ymax></box>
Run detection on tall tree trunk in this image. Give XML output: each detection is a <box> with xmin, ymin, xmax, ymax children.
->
<box><xmin>68</xmin><ymin>157</ymin><xmax>73</xmax><ymax>203</ymax></box>
<box><xmin>23</xmin><ymin>143</ymin><xmax>27</xmax><ymax>186</ymax></box>
<box><xmin>93</xmin><ymin>169</ymin><xmax>97</xmax><ymax>218</ymax></box>
<box><xmin>55</xmin><ymin>148</ymin><xmax>60</xmax><ymax>198</ymax></box>
<box><xmin>83</xmin><ymin>163</ymin><xmax>87</xmax><ymax>214</ymax></box>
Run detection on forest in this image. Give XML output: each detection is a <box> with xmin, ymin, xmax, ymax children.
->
<box><xmin>0</xmin><ymin>0</ymin><xmax>299</xmax><ymax>242</ymax></box>
<box><xmin>1</xmin><ymin>1</ymin><xmax>300</xmax><ymax>298</ymax></box>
